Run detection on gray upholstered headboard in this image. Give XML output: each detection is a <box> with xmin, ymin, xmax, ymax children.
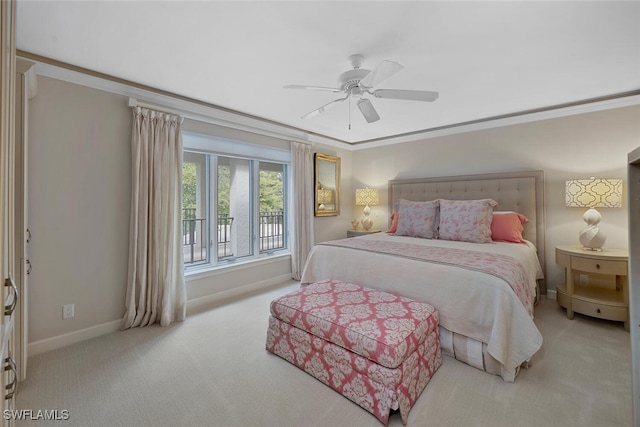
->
<box><xmin>388</xmin><ymin>170</ymin><xmax>546</xmax><ymax>293</ymax></box>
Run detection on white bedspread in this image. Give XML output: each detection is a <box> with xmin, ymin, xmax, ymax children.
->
<box><xmin>300</xmin><ymin>233</ymin><xmax>543</xmax><ymax>379</ymax></box>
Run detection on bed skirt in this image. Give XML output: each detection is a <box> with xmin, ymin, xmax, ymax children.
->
<box><xmin>439</xmin><ymin>326</ymin><xmax>528</xmax><ymax>382</ymax></box>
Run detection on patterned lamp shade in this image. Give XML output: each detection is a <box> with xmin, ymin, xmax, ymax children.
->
<box><xmin>317</xmin><ymin>189</ymin><xmax>334</xmax><ymax>204</ymax></box>
<box><xmin>355</xmin><ymin>188</ymin><xmax>380</xmax><ymax>206</ymax></box>
<box><xmin>565</xmin><ymin>178</ymin><xmax>623</xmax><ymax>208</ymax></box>
<box><xmin>565</xmin><ymin>178</ymin><xmax>622</xmax><ymax>250</ymax></box>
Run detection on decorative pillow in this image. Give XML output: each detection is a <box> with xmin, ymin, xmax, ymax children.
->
<box><xmin>491</xmin><ymin>211</ymin><xmax>529</xmax><ymax>243</ymax></box>
<box><xmin>438</xmin><ymin>199</ymin><xmax>498</xmax><ymax>243</ymax></box>
<box><xmin>386</xmin><ymin>212</ymin><xmax>400</xmax><ymax>233</ymax></box>
<box><xmin>395</xmin><ymin>199</ymin><xmax>439</xmax><ymax>239</ymax></box>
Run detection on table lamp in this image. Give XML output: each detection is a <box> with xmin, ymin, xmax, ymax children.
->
<box><xmin>565</xmin><ymin>177</ymin><xmax>622</xmax><ymax>250</ymax></box>
<box><xmin>355</xmin><ymin>187</ymin><xmax>380</xmax><ymax>231</ymax></box>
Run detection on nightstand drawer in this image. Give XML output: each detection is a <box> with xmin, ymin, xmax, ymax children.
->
<box><xmin>571</xmin><ymin>256</ymin><xmax>627</xmax><ymax>275</ymax></box>
<box><xmin>572</xmin><ymin>298</ymin><xmax>628</xmax><ymax>322</ymax></box>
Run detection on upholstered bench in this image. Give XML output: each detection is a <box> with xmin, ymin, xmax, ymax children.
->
<box><xmin>265</xmin><ymin>279</ymin><xmax>441</xmax><ymax>425</ymax></box>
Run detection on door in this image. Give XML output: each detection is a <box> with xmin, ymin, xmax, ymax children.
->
<box><xmin>1</xmin><ymin>0</ymin><xmax>18</xmax><ymax>423</ymax></box>
<box><xmin>14</xmin><ymin>59</ymin><xmax>36</xmax><ymax>381</ymax></box>
<box><xmin>627</xmin><ymin>147</ymin><xmax>640</xmax><ymax>427</ymax></box>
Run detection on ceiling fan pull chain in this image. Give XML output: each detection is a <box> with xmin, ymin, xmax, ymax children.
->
<box><xmin>348</xmin><ymin>96</ymin><xmax>351</xmax><ymax>130</ymax></box>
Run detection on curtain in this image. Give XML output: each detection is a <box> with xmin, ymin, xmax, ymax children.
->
<box><xmin>291</xmin><ymin>142</ymin><xmax>315</xmax><ymax>280</ymax></box>
<box><xmin>121</xmin><ymin>107</ymin><xmax>187</xmax><ymax>329</ymax></box>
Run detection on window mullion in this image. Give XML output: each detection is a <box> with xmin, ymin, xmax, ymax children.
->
<box><xmin>210</xmin><ymin>155</ymin><xmax>218</xmax><ymax>265</ymax></box>
<box><xmin>252</xmin><ymin>160</ymin><xmax>259</xmax><ymax>257</ymax></box>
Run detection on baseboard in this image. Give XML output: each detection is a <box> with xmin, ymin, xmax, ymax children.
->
<box><xmin>28</xmin><ymin>274</ymin><xmax>295</xmax><ymax>357</ymax></box>
<box><xmin>186</xmin><ymin>273</ymin><xmax>294</xmax><ymax>314</ymax></box>
<box><xmin>28</xmin><ymin>319</ymin><xmax>122</xmax><ymax>357</ymax></box>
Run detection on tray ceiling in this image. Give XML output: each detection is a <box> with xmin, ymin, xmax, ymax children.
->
<box><xmin>16</xmin><ymin>1</ymin><xmax>640</xmax><ymax>146</ymax></box>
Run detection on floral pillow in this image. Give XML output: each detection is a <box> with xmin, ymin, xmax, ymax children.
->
<box><xmin>395</xmin><ymin>199</ymin><xmax>439</xmax><ymax>239</ymax></box>
<box><xmin>438</xmin><ymin>199</ymin><xmax>498</xmax><ymax>243</ymax></box>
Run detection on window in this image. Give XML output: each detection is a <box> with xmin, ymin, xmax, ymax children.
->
<box><xmin>182</xmin><ymin>133</ymin><xmax>289</xmax><ymax>269</ymax></box>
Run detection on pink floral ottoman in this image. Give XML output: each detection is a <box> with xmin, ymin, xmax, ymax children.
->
<box><xmin>265</xmin><ymin>279</ymin><xmax>441</xmax><ymax>425</ymax></box>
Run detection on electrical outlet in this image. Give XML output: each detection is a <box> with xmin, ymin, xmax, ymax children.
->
<box><xmin>62</xmin><ymin>304</ymin><xmax>74</xmax><ymax>319</ymax></box>
<box><xmin>579</xmin><ymin>274</ymin><xmax>589</xmax><ymax>285</ymax></box>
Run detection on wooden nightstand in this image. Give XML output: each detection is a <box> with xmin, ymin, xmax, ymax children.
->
<box><xmin>556</xmin><ymin>245</ymin><xmax>629</xmax><ymax>331</ymax></box>
<box><xmin>347</xmin><ymin>229</ymin><xmax>381</xmax><ymax>238</ymax></box>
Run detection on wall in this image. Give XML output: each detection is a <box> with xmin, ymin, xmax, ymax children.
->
<box><xmin>27</xmin><ymin>73</ymin><xmax>638</xmax><ymax>353</ymax></box>
<box><xmin>351</xmin><ymin>105</ymin><xmax>640</xmax><ymax>295</ymax></box>
<box><xmin>28</xmin><ymin>76</ymin><xmax>131</xmax><ymax>345</ymax></box>
<box><xmin>312</xmin><ymin>146</ymin><xmax>354</xmax><ymax>244</ymax></box>
<box><xmin>27</xmin><ymin>76</ymin><xmax>343</xmax><ymax>353</ymax></box>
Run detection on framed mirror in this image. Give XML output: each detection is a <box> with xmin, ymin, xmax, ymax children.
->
<box><xmin>314</xmin><ymin>153</ymin><xmax>340</xmax><ymax>216</ymax></box>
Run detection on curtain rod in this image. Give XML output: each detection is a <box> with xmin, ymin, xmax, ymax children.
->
<box><xmin>127</xmin><ymin>97</ymin><xmax>310</xmax><ymax>143</ymax></box>
<box><xmin>128</xmin><ymin>98</ymin><xmax>183</xmax><ymax>117</ymax></box>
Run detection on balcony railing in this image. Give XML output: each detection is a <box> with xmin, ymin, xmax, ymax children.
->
<box><xmin>182</xmin><ymin>213</ymin><xmax>207</xmax><ymax>264</ymax></box>
<box><xmin>217</xmin><ymin>214</ymin><xmax>233</xmax><ymax>259</ymax></box>
<box><xmin>259</xmin><ymin>211</ymin><xmax>284</xmax><ymax>253</ymax></box>
<box><xmin>183</xmin><ymin>209</ymin><xmax>284</xmax><ymax>265</ymax></box>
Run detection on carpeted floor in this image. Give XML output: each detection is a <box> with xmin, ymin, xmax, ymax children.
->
<box><xmin>16</xmin><ymin>280</ymin><xmax>632</xmax><ymax>426</ymax></box>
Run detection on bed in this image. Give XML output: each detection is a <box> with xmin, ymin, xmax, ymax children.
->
<box><xmin>300</xmin><ymin>171</ymin><xmax>546</xmax><ymax>382</ymax></box>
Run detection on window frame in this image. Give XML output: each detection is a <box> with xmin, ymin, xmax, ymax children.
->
<box><xmin>182</xmin><ymin>132</ymin><xmax>291</xmax><ymax>272</ymax></box>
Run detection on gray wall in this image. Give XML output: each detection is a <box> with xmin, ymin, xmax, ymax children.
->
<box><xmin>28</xmin><ymin>76</ymin><xmax>131</xmax><ymax>342</ymax></box>
<box><xmin>27</xmin><ymin>77</ymin><xmax>316</xmax><ymax>346</ymax></box>
<box><xmin>26</xmin><ymin>74</ymin><xmax>640</xmax><ymax>350</ymax></box>
<box><xmin>351</xmin><ymin>105</ymin><xmax>640</xmax><ymax>293</ymax></box>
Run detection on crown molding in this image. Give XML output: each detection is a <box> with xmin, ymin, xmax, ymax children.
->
<box><xmin>18</xmin><ymin>51</ymin><xmax>639</xmax><ymax>152</ymax></box>
<box><xmin>349</xmin><ymin>91</ymin><xmax>640</xmax><ymax>150</ymax></box>
<box><xmin>18</xmin><ymin>51</ymin><xmax>318</xmax><ymax>145</ymax></box>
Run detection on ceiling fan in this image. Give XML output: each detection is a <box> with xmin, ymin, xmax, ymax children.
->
<box><xmin>285</xmin><ymin>54</ymin><xmax>439</xmax><ymax>124</ymax></box>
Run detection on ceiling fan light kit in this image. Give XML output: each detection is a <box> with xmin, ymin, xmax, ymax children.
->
<box><xmin>286</xmin><ymin>54</ymin><xmax>439</xmax><ymax>125</ymax></box>
<box><xmin>357</xmin><ymin>98</ymin><xmax>380</xmax><ymax>123</ymax></box>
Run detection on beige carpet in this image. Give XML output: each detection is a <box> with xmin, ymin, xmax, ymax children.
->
<box><xmin>16</xmin><ymin>281</ymin><xmax>632</xmax><ymax>426</ymax></box>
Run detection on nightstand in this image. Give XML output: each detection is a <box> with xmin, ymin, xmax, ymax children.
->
<box><xmin>555</xmin><ymin>245</ymin><xmax>629</xmax><ymax>331</ymax></box>
<box><xmin>347</xmin><ymin>229</ymin><xmax>381</xmax><ymax>238</ymax></box>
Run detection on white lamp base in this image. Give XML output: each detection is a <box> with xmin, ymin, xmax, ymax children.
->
<box><xmin>579</xmin><ymin>208</ymin><xmax>606</xmax><ymax>251</ymax></box>
<box><xmin>362</xmin><ymin>204</ymin><xmax>373</xmax><ymax>231</ymax></box>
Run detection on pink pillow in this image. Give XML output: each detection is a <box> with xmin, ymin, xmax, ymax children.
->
<box><xmin>491</xmin><ymin>212</ymin><xmax>529</xmax><ymax>243</ymax></box>
<box><xmin>395</xmin><ymin>199</ymin><xmax>439</xmax><ymax>239</ymax></box>
<box><xmin>438</xmin><ymin>199</ymin><xmax>497</xmax><ymax>243</ymax></box>
<box><xmin>386</xmin><ymin>212</ymin><xmax>399</xmax><ymax>233</ymax></box>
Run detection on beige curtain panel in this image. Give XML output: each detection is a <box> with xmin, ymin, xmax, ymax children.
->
<box><xmin>122</xmin><ymin>107</ymin><xmax>187</xmax><ymax>329</ymax></box>
<box><xmin>291</xmin><ymin>141</ymin><xmax>315</xmax><ymax>280</ymax></box>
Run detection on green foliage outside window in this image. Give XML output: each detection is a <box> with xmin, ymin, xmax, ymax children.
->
<box><xmin>182</xmin><ymin>162</ymin><xmax>197</xmax><ymax>212</ymax></box>
<box><xmin>183</xmin><ymin>162</ymin><xmax>284</xmax><ymax>217</ymax></box>
<box><xmin>260</xmin><ymin>170</ymin><xmax>284</xmax><ymax>212</ymax></box>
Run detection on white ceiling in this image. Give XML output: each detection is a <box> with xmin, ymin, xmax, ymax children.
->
<box><xmin>16</xmin><ymin>1</ymin><xmax>640</xmax><ymax>146</ymax></box>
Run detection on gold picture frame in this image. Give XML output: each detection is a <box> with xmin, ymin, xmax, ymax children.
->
<box><xmin>314</xmin><ymin>153</ymin><xmax>340</xmax><ymax>216</ymax></box>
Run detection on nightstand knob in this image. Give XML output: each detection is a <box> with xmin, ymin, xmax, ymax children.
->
<box><xmin>597</xmin><ymin>308</ymin><xmax>601</xmax><ymax>314</ymax></box>
<box><xmin>596</xmin><ymin>264</ymin><xmax>600</xmax><ymax>270</ymax></box>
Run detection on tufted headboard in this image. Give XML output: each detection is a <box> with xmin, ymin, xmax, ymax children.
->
<box><xmin>388</xmin><ymin>170</ymin><xmax>546</xmax><ymax>293</ymax></box>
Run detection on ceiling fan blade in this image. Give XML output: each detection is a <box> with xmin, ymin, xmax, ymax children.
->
<box><xmin>284</xmin><ymin>84</ymin><xmax>342</xmax><ymax>93</ymax></box>
<box><xmin>358</xmin><ymin>60</ymin><xmax>403</xmax><ymax>88</ymax></box>
<box><xmin>357</xmin><ymin>98</ymin><xmax>380</xmax><ymax>123</ymax></box>
<box><xmin>372</xmin><ymin>89</ymin><xmax>439</xmax><ymax>102</ymax></box>
<box><xmin>301</xmin><ymin>96</ymin><xmax>348</xmax><ymax>119</ymax></box>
